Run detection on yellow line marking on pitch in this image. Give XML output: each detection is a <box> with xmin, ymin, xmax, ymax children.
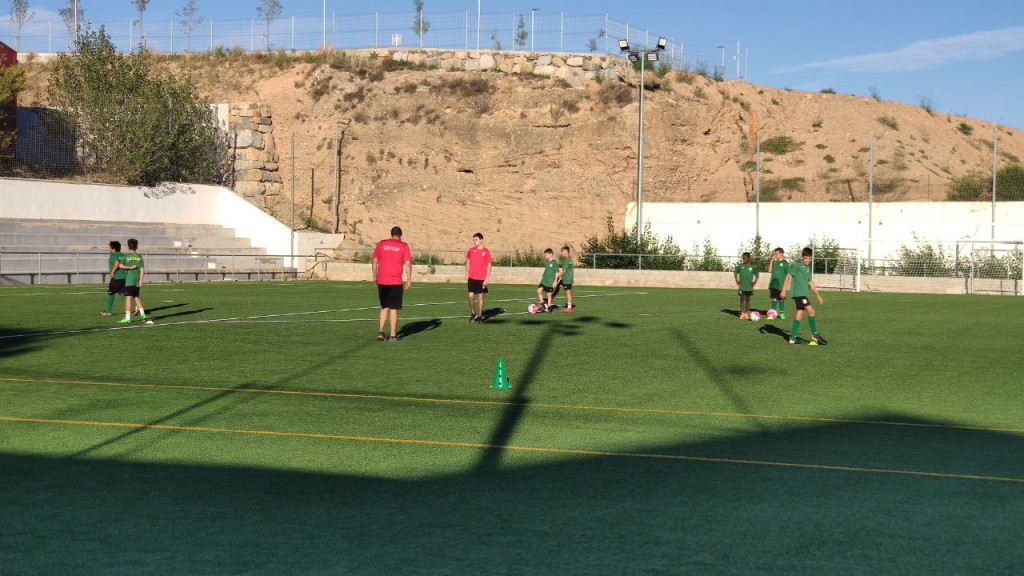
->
<box><xmin>0</xmin><ymin>415</ymin><xmax>1020</xmax><ymax>484</ymax></box>
<box><xmin>3</xmin><ymin>376</ymin><xmax>1022</xmax><ymax>436</ymax></box>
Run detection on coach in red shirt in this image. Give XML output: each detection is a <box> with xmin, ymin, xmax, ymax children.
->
<box><xmin>465</xmin><ymin>232</ymin><xmax>493</xmax><ymax>323</ymax></box>
<box><xmin>372</xmin><ymin>226</ymin><xmax>412</xmax><ymax>342</ymax></box>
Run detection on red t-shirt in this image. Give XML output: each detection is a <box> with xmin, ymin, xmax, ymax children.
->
<box><xmin>373</xmin><ymin>238</ymin><xmax>411</xmax><ymax>285</ymax></box>
<box><xmin>466</xmin><ymin>246</ymin><xmax>493</xmax><ymax>280</ymax></box>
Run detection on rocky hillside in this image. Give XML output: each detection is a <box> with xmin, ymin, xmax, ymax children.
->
<box><xmin>18</xmin><ymin>50</ymin><xmax>1024</xmax><ymax>251</ymax></box>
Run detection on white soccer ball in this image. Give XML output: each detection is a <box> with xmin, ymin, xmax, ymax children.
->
<box><xmin>766</xmin><ymin>309</ymin><xmax>778</xmax><ymax>320</ymax></box>
<box><xmin>528</xmin><ymin>303</ymin><xmax>539</xmax><ymax>314</ymax></box>
<box><xmin>749</xmin><ymin>310</ymin><xmax>762</xmax><ymax>322</ymax></box>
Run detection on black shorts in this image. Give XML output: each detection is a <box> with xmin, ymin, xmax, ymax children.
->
<box><xmin>559</xmin><ymin>283</ymin><xmax>573</xmax><ymax>290</ymax></box>
<box><xmin>378</xmin><ymin>284</ymin><xmax>404</xmax><ymax>309</ymax></box>
<box><xmin>769</xmin><ymin>287</ymin><xmax>782</xmax><ymax>300</ymax></box>
<box><xmin>107</xmin><ymin>277</ymin><xmax>126</xmax><ymax>295</ymax></box>
<box><xmin>538</xmin><ymin>284</ymin><xmax>553</xmax><ymax>293</ymax></box>
<box><xmin>468</xmin><ymin>279</ymin><xmax>488</xmax><ymax>294</ymax></box>
<box><xmin>738</xmin><ymin>290</ymin><xmax>753</xmax><ymax>297</ymax></box>
<box><xmin>793</xmin><ymin>296</ymin><xmax>810</xmax><ymax>311</ymax></box>
<box><xmin>124</xmin><ymin>285</ymin><xmax>140</xmax><ymax>298</ymax></box>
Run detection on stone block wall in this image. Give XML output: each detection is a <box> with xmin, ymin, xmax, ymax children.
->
<box><xmin>229</xmin><ymin>103</ymin><xmax>282</xmax><ymax>203</ymax></box>
<box><xmin>390</xmin><ymin>49</ymin><xmax>629</xmax><ymax>87</ymax></box>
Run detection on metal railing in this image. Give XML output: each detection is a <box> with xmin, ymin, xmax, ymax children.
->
<box><xmin>0</xmin><ymin>250</ymin><xmax>310</xmax><ymax>285</ymax></box>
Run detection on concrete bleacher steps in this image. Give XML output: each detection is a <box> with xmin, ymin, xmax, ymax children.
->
<box><xmin>0</xmin><ymin>219</ymin><xmax>297</xmax><ymax>285</ymax></box>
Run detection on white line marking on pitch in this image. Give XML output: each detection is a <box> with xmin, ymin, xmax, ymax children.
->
<box><xmin>0</xmin><ymin>292</ymin><xmax>645</xmax><ymax>340</ymax></box>
<box><xmin>0</xmin><ymin>289</ymin><xmax>186</xmax><ymax>298</ymax></box>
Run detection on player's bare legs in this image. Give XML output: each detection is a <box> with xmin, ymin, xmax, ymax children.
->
<box><xmin>379</xmin><ymin>308</ymin><xmax>389</xmax><ymax>336</ymax></box>
<box><xmin>388</xmin><ymin>309</ymin><xmax>398</xmax><ymax>338</ymax></box>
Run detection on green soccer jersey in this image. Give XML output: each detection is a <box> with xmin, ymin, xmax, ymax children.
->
<box><xmin>109</xmin><ymin>252</ymin><xmax>128</xmax><ymax>279</ymax></box>
<box><xmin>769</xmin><ymin>259</ymin><xmax>790</xmax><ymax>290</ymax></box>
<box><xmin>559</xmin><ymin>256</ymin><xmax>574</xmax><ymax>285</ymax></box>
<box><xmin>540</xmin><ymin>259</ymin><xmax>558</xmax><ymax>287</ymax></box>
<box><xmin>123</xmin><ymin>253</ymin><xmax>145</xmax><ymax>286</ymax></box>
<box><xmin>734</xmin><ymin>263</ymin><xmax>759</xmax><ymax>291</ymax></box>
<box><xmin>788</xmin><ymin>260</ymin><xmax>813</xmax><ymax>298</ymax></box>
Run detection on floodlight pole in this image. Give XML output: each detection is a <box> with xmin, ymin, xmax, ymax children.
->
<box><xmin>636</xmin><ymin>53</ymin><xmax>646</xmax><ymax>246</ymax></box>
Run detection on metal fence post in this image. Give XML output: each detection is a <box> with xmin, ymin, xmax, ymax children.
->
<box><xmin>76</xmin><ymin>252</ymin><xmax>80</xmax><ymax>284</ymax></box>
<box><xmin>176</xmin><ymin>254</ymin><xmax>180</xmax><ymax>283</ymax></box>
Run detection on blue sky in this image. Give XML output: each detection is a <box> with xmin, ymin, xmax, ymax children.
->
<box><xmin>10</xmin><ymin>0</ymin><xmax>1024</xmax><ymax>128</ymax></box>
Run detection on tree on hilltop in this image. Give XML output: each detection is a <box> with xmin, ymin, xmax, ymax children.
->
<box><xmin>132</xmin><ymin>0</ymin><xmax>149</xmax><ymax>48</ymax></box>
<box><xmin>10</xmin><ymin>0</ymin><xmax>35</xmax><ymax>51</ymax></box>
<box><xmin>59</xmin><ymin>0</ymin><xmax>84</xmax><ymax>41</ymax></box>
<box><xmin>257</xmin><ymin>0</ymin><xmax>282</xmax><ymax>51</ymax></box>
<box><xmin>411</xmin><ymin>0</ymin><xmax>430</xmax><ymax>44</ymax></box>
<box><xmin>176</xmin><ymin>0</ymin><xmax>202</xmax><ymax>53</ymax></box>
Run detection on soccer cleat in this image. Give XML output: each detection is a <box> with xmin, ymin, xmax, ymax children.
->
<box><xmin>100</xmin><ymin>311</ymin><xmax>112</xmax><ymax>316</ymax></box>
<box><xmin>788</xmin><ymin>339</ymin><xmax>796</xmax><ymax>345</ymax></box>
<box><xmin>388</xmin><ymin>335</ymin><xmax>402</xmax><ymax>342</ymax></box>
<box><xmin>118</xmin><ymin>318</ymin><xmax>131</xmax><ymax>324</ymax></box>
<box><xmin>145</xmin><ymin>319</ymin><xmax>154</xmax><ymax>325</ymax></box>
<box><xmin>469</xmin><ymin>315</ymin><xmax>476</xmax><ymax>323</ymax></box>
<box><xmin>779</xmin><ymin>313</ymin><xmax>787</xmax><ymax>320</ymax></box>
<box><xmin>812</xmin><ymin>334</ymin><xmax>828</xmax><ymax>345</ymax></box>
<box><xmin>739</xmin><ymin>314</ymin><xmax>748</xmax><ymax>320</ymax></box>
<box><xmin>377</xmin><ymin>331</ymin><xmax>386</xmax><ymax>341</ymax></box>
<box><xmin>808</xmin><ymin>340</ymin><xmax>819</xmax><ymax>346</ymax></box>
<box><xmin>475</xmin><ymin>314</ymin><xmax>485</xmax><ymax>322</ymax></box>
<box><xmin>562</xmin><ymin>306</ymin><xmax>574</xmax><ymax>313</ymax></box>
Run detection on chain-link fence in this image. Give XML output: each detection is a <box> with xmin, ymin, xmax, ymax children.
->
<box><xmin>9</xmin><ymin>11</ymin><xmax>715</xmax><ymax>71</ymax></box>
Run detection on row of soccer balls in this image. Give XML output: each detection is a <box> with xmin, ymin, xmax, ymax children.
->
<box><xmin>526</xmin><ymin>303</ymin><xmax>780</xmax><ymax>321</ymax></box>
<box><xmin>747</xmin><ymin>309</ymin><xmax>778</xmax><ymax>322</ymax></box>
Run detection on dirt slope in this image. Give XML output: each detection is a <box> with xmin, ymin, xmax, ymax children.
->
<box><xmin>19</xmin><ymin>53</ymin><xmax>1024</xmax><ymax>251</ymax></box>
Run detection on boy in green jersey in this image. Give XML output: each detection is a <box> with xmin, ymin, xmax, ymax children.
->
<box><xmin>116</xmin><ymin>238</ymin><xmax>154</xmax><ymax>325</ymax></box>
<box><xmin>781</xmin><ymin>247</ymin><xmax>826</xmax><ymax>345</ymax></box>
<box><xmin>101</xmin><ymin>241</ymin><xmax>127</xmax><ymax>316</ymax></box>
<box><xmin>766</xmin><ymin>247</ymin><xmax>790</xmax><ymax>319</ymax></box>
<box><xmin>536</xmin><ymin>248</ymin><xmax>558</xmax><ymax>312</ymax></box>
<box><xmin>554</xmin><ymin>245</ymin><xmax>575</xmax><ymax>312</ymax></box>
<box><xmin>733</xmin><ymin>252</ymin><xmax>759</xmax><ymax>320</ymax></box>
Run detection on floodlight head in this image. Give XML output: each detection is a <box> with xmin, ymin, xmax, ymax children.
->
<box><xmin>657</xmin><ymin>37</ymin><xmax>667</xmax><ymax>51</ymax></box>
<box><xmin>618</xmin><ymin>39</ymin><xmax>630</xmax><ymax>52</ymax></box>
<box><xmin>627</xmin><ymin>53</ymin><xmax>639</xmax><ymax>63</ymax></box>
<box><xmin>646</xmin><ymin>51</ymin><xmax>658</xmax><ymax>62</ymax></box>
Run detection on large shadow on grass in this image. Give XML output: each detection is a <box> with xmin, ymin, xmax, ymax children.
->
<box><xmin>0</xmin><ymin>326</ymin><xmax>47</xmax><ymax>358</ymax></box>
<box><xmin>476</xmin><ymin>315</ymin><xmax>632</xmax><ymax>472</ymax></box>
<box><xmin>2</xmin><ymin>414</ymin><xmax>1023</xmax><ymax>574</ymax></box>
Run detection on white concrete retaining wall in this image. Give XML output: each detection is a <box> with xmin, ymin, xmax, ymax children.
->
<box><xmin>0</xmin><ymin>178</ymin><xmax>293</xmax><ymax>258</ymax></box>
<box><xmin>631</xmin><ymin>201</ymin><xmax>1024</xmax><ymax>257</ymax></box>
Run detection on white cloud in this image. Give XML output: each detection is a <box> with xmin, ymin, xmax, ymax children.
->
<box><xmin>775</xmin><ymin>27</ymin><xmax>1024</xmax><ymax>74</ymax></box>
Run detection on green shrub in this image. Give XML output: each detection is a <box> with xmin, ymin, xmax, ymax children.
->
<box><xmin>760</xmin><ymin>136</ymin><xmax>803</xmax><ymax>155</ymax></box>
<box><xmin>877</xmin><ymin>115</ymin><xmax>900</xmax><ymax>130</ymax></box>
<box><xmin>819</xmin><ymin>88</ymin><xmax>836</xmax><ymax>94</ymax></box>
<box><xmin>823</xmin><ymin>154</ymin><xmax>836</xmax><ymax>163</ymax></box>
<box><xmin>739</xmin><ymin>235</ymin><xmax>773</xmax><ymax>271</ymax></box>
<box><xmin>760</xmin><ymin>177</ymin><xmax>805</xmax><ymax>201</ymax></box>
<box><xmin>580</xmin><ymin>216</ymin><xmax>685</xmax><ymax>270</ymax></box>
<box><xmin>894</xmin><ymin>243</ymin><xmax>952</xmax><ymax>277</ymax></box>
<box><xmin>957</xmin><ymin>122</ymin><xmax>973</xmax><ymax>136</ymax></box>
<box><xmin>948</xmin><ymin>165</ymin><xmax>1024</xmax><ymax>201</ymax></box>
<box><xmin>690</xmin><ymin>238</ymin><xmax>726</xmax><ymax>271</ymax></box>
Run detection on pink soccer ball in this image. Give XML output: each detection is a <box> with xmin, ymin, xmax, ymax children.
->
<box><xmin>528</xmin><ymin>303</ymin><xmax>540</xmax><ymax>314</ymax></box>
<box><xmin>766</xmin><ymin>309</ymin><xmax>779</xmax><ymax>320</ymax></box>
<box><xmin>749</xmin><ymin>310</ymin><xmax>762</xmax><ymax>322</ymax></box>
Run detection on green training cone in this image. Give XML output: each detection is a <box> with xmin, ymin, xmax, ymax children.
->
<box><xmin>490</xmin><ymin>358</ymin><xmax>510</xmax><ymax>389</ymax></box>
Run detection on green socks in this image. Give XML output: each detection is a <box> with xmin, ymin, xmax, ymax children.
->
<box><xmin>790</xmin><ymin>320</ymin><xmax>801</xmax><ymax>341</ymax></box>
<box><xmin>105</xmin><ymin>294</ymin><xmax>115</xmax><ymax>314</ymax></box>
<box><xmin>808</xmin><ymin>316</ymin><xmax>818</xmax><ymax>335</ymax></box>
<box><xmin>779</xmin><ymin>300</ymin><xmax>786</xmax><ymax>314</ymax></box>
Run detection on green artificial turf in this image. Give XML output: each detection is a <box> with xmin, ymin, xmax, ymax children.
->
<box><xmin>0</xmin><ymin>281</ymin><xmax>1022</xmax><ymax>574</ymax></box>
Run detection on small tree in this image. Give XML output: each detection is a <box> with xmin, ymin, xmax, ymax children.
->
<box><xmin>176</xmin><ymin>0</ymin><xmax>202</xmax><ymax>53</ymax></box>
<box><xmin>48</xmin><ymin>26</ymin><xmax>223</xmax><ymax>185</ymax></box>
<box><xmin>132</xmin><ymin>0</ymin><xmax>149</xmax><ymax>48</ymax></box>
<box><xmin>256</xmin><ymin>0</ymin><xmax>282</xmax><ymax>51</ymax></box>
<box><xmin>10</xmin><ymin>0</ymin><xmax>35</xmax><ymax>51</ymax></box>
<box><xmin>490</xmin><ymin>29</ymin><xmax>502</xmax><ymax>51</ymax></box>
<box><xmin>59</xmin><ymin>0</ymin><xmax>84</xmax><ymax>40</ymax></box>
<box><xmin>411</xmin><ymin>0</ymin><xmax>430</xmax><ymax>43</ymax></box>
<box><xmin>514</xmin><ymin>15</ymin><xmax>527</xmax><ymax>50</ymax></box>
<box><xmin>580</xmin><ymin>215</ymin><xmax>685</xmax><ymax>270</ymax></box>
<box><xmin>587</xmin><ymin>28</ymin><xmax>605</xmax><ymax>53</ymax></box>
<box><xmin>0</xmin><ymin>53</ymin><xmax>26</xmax><ymax>156</ymax></box>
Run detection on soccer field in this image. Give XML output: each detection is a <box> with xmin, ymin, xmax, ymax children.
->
<box><xmin>1</xmin><ymin>281</ymin><xmax>1022</xmax><ymax>574</ymax></box>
